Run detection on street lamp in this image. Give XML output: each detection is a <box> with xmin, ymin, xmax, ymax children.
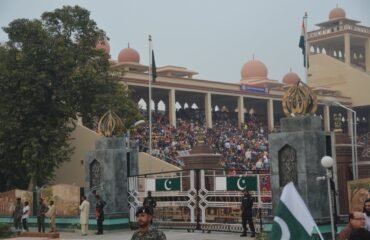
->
<box><xmin>320</xmin><ymin>156</ymin><xmax>336</xmax><ymax>240</ymax></box>
<box><xmin>323</xmin><ymin>98</ymin><xmax>358</xmax><ymax>180</ymax></box>
<box><xmin>127</xmin><ymin>120</ymin><xmax>145</xmax><ymax>150</ymax></box>
<box><xmin>331</xmin><ymin>101</ymin><xmax>358</xmax><ymax>180</ymax></box>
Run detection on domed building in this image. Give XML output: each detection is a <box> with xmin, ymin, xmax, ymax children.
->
<box><xmin>110</xmin><ymin>45</ymin><xmax>149</xmax><ymax>73</ymax></box>
<box><xmin>329</xmin><ymin>6</ymin><xmax>346</xmax><ymax>20</ymax></box>
<box><xmin>240</xmin><ymin>59</ymin><xmax>268</xmax><ymax>82</ymax></box>
<box><xmin>240</xmin><ymin>58</ymin><xmax>283</xmax><ymax>90</ymax></box>
<box><xmin>54</xmin><ymin>6</ymin><xmax>370</xmax><ymax>219</ymax></box>
<box><xmin>282</xmin><ymin>71</ymin><xmax>300</xmax><ymax>86</ymax></box>
<box><xmin>118</xmin><ymin>47</ymin><xmax>140</xmax><ymax>63</ymax></box>
<box><xmin>307</xmin><ymin>6</ymin><xmax>370</xmax><ymax>107</ymax></box>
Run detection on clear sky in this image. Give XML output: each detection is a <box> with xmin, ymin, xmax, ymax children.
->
<box><xmin>1</xmin><ymin>0</ymin><xmax>369</xmax><ymax>83</ymax></box>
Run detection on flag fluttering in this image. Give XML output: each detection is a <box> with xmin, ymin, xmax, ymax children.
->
<box><xmin>269</xmin><ymin>182</ymin><xmax>321</xmax><ymax>240</ymax></box>
<box><xmin>151</xmin><ymin>50</ymin><xmax>157</xmax><ymax>82</ymax></box>
<box><xmin>299</xmin><ymin>20</ymin><xmax>308</xmax><ymax>68</ymax></box>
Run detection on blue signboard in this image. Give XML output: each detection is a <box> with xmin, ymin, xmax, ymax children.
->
<box><xmin>240</xmin><ymin>84</ymin><xmax>269</xmax><ymax>94</ymax></box>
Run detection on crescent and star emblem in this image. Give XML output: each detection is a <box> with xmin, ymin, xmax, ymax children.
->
<box><xmin>237</xmin><ymin>177</ymin><xmax>247</xmax><ymax>190</ymax></box>
<box><xmin>164</xmin><ymin>179</ymin><xmax>172</xmax><ymax>191</ymax></box>
<box><xmin>273</xmin><ymin>216</ymin><xmax>290</xmax><ymax>240</ymax></box>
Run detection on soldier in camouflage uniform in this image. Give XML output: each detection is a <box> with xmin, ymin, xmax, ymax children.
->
<box><xmin>131</xmin><ymin>206</ymin><xmax>166</xmax><ymax>240</ymax></box>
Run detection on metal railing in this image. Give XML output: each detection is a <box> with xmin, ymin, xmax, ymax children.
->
<box><xmin>128</xmin><ymin>169</ymin><xmax>272</xmax><ymax>232</ymax></box>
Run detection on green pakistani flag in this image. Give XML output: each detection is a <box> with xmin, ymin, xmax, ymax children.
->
<box><xmin>151</xmin><ymin>50</ymin><xmax>157</xmax><ymax>82</ymax></box>
<box><xmin>298</xmin><ymin>20</ymin><xmax>309</xmax><ymax>68</ymax></box>
<box><xmin>156</xmin><ymin>178</ymin><xmax>180</xmax><ymax>191</ymax></box>
<box><xmin>227</xmin><ymin>176</ymin><xmax>257</xmax><ymax>191</ymax></box>
<box><xmin>269</xmin><ymin>182</ymin><xmax>322</xmax><ymax>240</ymax></box>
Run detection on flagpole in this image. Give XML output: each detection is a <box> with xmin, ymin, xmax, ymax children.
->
<box><xmin>304</xmin><ymin>12</ymin><xmax>308</xmax><ymax>82</ymax></box>
<box><xmin>314</xmin><ymin>225</ymin><xmax>324</xmax><ymax>240</ymax></box>
<box><xmin>257</xmin><ymin>174</ymin><xmax>263</xmax><ymax>231</ymax></box>
<box><xmin>148</xmin><ymin>35</ymin><xmax>153</xmax><ymax>156</ymax></box>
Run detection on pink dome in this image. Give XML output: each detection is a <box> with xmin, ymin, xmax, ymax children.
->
<box><xmin>329</xmin><ymin>7</ymin><xmax>346</xmax><ymax>20</ymax></box>
<box><xmin>118</xmin><ymin>48</ymin><xmax>140</xmax><ymax>63</ymax></box>
<box><xmin>282</xmin><ymin>72</ymin><xmax>300</xmax><ymax>85</ymax></box>
<box><xmin>241</xmin><ymin>59</ymin><xmax>268</xmax><ymax>80</ymax></box>
<box><xmin>96</xmin><ymin>38</ymin><xmax>110</xmax><ymax>54</ymax></box>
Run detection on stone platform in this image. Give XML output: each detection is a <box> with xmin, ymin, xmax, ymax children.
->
<box><xmin>18</xmin><ymin>232</ymin><xmax>60</xmax><ymax>238</ymax></box>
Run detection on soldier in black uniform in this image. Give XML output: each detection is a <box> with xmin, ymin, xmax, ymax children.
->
<box><xmin>240</xmin><ymin>189</ymin><xmax>255</xmax><ymax>237</ymax></box>
<box><xmin>143</xmin><ymin>191</ymin><xmax>157</xmax><ymax>212</ymax></box>
<box><xmin>143</xmin><ymin>191</ymin><xmax>157</xmax><ymax>224</ymax></box>
<box><xmin>95</xmin><ymin>194</ymin><xmax>106</xmax><ymax>235</ymax></box>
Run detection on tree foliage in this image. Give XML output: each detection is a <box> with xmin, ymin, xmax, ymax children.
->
<box><xmin>0</xmin><ymin>5</ymin><xmax>141</xmax><ymax>191</ymax></box>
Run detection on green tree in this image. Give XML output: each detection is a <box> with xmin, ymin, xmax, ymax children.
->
<box><xmin>0</xmin><ymin>6</ymin><xmax>141</xmax><ymax>191</ymax></box>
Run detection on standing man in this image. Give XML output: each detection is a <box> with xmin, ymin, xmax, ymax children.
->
<box><xmin>131</xmin><ymin>206</ymin><xmax>166</xmax><ymax>240</ymax></box>
<box><xmin>13</xmin><ymin>198</ymin><xmax>23</xmax><ymax>231</ymax></box>
<box><xmin>37</xmin><ymin>198</ymin><xmax>48</xmax><ymax>233</ymax></box>
<box><xmin>363</xmin><ymin>199</ymin><xmax>370</xmax><ymax>231</ymax></box>
<box><xmin>46</xmin><ymin>200</ymin><xmax>56</xmax><ymax>232</ymax></box>
<box><xmin>240</xmin><ymin>189</ymin><xmax>256</xmax><ymax>237</ymax></box>
<box><xmin>143</xmin><ymin>191</ymin><xmax>157</xmax><ymax>223</ymax></box>
<box><xmin>95</xmin><ymin>194</ymin><xmax>106</xmax><ymax>235</ymax></box>
<box><xmin>79</xmin><ymin>196</ymin><xmax>90</xmax><ymax>236</ymax></box>
<box><xmin>22</xmin><ymin>201</ymin><xmax>30</xmax><ymax>232</ymax></box>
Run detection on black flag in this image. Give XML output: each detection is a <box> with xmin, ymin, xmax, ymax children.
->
<box><xmin>151</xmin><ymin>50</ymin><xmax>157</xmax><ymax>82</ymax></box>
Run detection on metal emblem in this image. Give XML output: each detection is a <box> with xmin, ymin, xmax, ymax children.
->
<box><xmin>97</xmin><ymin>110</ymin><xmax>124</xmax><ymax>137</ymax></box>
<box><xmin>282</xmin><ymin>81</ymin><xmax>318</xmax><ymax>116</ymax></box>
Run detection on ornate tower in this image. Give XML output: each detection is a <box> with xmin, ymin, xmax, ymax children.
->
<box><xmin>84</xmin><ymin>111</ymin><xmax>138</xmax><ymax>227</ymax></box>
<box><xmin>269</xmin><ymin>80</ymin><xmax>331</xmax><ymax>220</ymax></box>
<box><xmin>307</xmin><ymin>6</ymin><xmax>370</xmax><ymax>72</ymax></box>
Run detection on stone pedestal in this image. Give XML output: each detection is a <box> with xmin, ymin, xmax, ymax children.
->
<box><xmin>85</xmin><ymin>137</ymin><xmax>138</xmax><ymax>219</ymax></box>
<box><xmin>269</xmin><ymin>115</ymin><xmax>330</xmax><ymax>221</ymax></box>
<box><xmin>180</xmin><ymin>143</ymin><xmax>222</xmax><ymax>170</ymax></box>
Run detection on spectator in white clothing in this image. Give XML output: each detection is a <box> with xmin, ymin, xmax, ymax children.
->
<box><xmin>22</xmin><ymin>201</ymin><xmax>30</xmax><ymax>232</ymax></box>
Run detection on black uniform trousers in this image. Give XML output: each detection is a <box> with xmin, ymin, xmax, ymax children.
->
<box><xmin>97</xmin><ymin>219</ymin><xmax>104</xmax><ymax>234</ymax></box>
<box><xmin>37</xmin><ymin>216</ymin><xmax>45</xmax><ymax>233</ymax></box>
<box><xmin>241</xmin><ymin>210</ymin><xmax>255</xmax><ymax>234</ymax></box>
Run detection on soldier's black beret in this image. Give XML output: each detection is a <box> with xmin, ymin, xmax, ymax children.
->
<box><xmin>136</xmin><ymin>206</ymin><xmax>152</xmax><ymax>216</ymax></box>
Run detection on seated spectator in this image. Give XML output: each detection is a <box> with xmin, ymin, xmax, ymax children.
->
<box><xmin>339</xmin><ymin>211</ymin><xmax>366</xmax><ymax>240</ymax></box>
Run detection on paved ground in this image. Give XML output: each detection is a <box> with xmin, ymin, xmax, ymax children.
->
<box><xmin>8</xmin><ymin>228</ymin><xmax>257</xmax><ymax>240</ymax></box>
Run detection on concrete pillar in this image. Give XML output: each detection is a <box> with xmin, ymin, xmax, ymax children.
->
<box><xmin>267</xmin><ymin>99</ymin><xmax>274</xmax><ymax>132</ymax></box>
<box><xmin>168</xmin><ymin>89</ymin><xmax>176</xmax><ymax>127</ymax></box>
<box><xmin>365</xmin><ymin>38</ymin><xmax>370</xmax><ymax>72</ymax></box>
<box><xmin>324</xmin><ymin>105</ymin><xmax>331</xmax><ymax>132</ymax></box>
<box><xmin>344</xmin><ymin>33</ymin><xmax>351</xmax><ymax>66</ymax></box>
<box><xmin>329</xmin><ymin>48</ymin><xmax>334</xmax><ymax>57</ymax></box>
<box><xmin>347</xmin><ymin>109</ymin><xmax>353</xmax><ymax>137</ymax></box>
<box><xmin>205</xmin><ymin>92</ymin><xmax>212</xmax><ymax>128</ymax></box>
<box><xmin>237</xmin><ymin>96</ymin><xmax>244</xmax><ymax>128</ymax></box>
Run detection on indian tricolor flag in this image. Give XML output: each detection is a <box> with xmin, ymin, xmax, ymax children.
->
<box><xmin>269</xmin><ymin>182</ymin><xmax>323</xmax><ymax>240</ymax></box>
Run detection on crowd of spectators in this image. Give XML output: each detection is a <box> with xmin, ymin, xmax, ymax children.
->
<box><xmin>206</xmin><ymin>112</ymin><xmax>270</xmax><ymax>174</ymax></box>
<box><xmin>130</xmin><ymin>109</ymin><xmax>270</xmax><ymax>172</ymax></box>
<box><xmin>130</xmin><ymin>111</ymin><xmax>205</xmax><ymax>167</ymax></box>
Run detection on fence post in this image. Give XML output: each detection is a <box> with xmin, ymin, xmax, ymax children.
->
<box><xmin>257</xmin><ymin>174</ymin><xmax>263</xmax><ymax>232</ymax></box>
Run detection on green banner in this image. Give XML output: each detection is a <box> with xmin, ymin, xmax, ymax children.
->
<box><xmin>227</xmin><ymin>176</ymin><xmax>257</xmax><ymax>191</ymax></box>
<box><xmin>156</xmin><ymin>178</ymin><xmax>181</xmax><ymax>191</ymax></box>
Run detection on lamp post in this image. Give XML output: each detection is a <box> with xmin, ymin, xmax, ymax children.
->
<box><xmin>126</xmin><ymin>120</ymin><xmax>145</xmax><ymax>150</ymax></box>
<box><xmin>320</xmin><ymin>156</ymin><xmax>336</xmax><ymax>240</ymax></box>
<box><xmin>331</xmin><ymin>101</ymin><xmax>358</xmax><ymax>179</ymax></box>
<box><xmin>324</xmin><ymin>98</ymin><xmax>358</xmax><ymax>180</ymax></box>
